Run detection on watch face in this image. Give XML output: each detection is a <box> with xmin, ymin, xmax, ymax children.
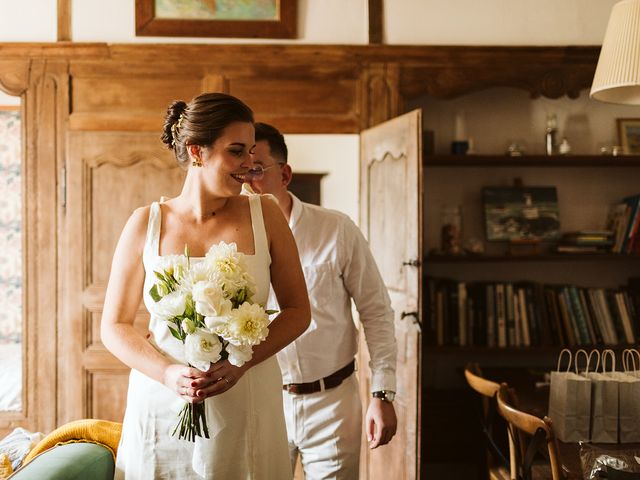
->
<box><xmin>373</xmin><ymin>390</ymin><xmax>395</xmax><ymax>402</ymax></box>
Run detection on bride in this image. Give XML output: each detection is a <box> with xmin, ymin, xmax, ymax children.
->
<box><xmin>101</xmin><ymin>92</ymin><xmax>310</xmax><ymax>479</ymax></box>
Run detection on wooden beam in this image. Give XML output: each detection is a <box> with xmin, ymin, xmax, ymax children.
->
<box><xmin>57</xmin><ymin>0</ymin><xmax>71</xmax><ymax>41</ymax></box>
<box><xmin>368</xmin><ymin>0</ymin><xmax>383</xmax><ymax>44</ymax></box>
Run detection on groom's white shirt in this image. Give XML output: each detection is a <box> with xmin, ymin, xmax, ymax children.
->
<box><xmin>269</xmin><ymin>193</ymin><xmax>397</xmax><ymax>394</ymax></box>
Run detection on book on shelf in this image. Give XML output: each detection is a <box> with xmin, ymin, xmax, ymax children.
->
<box><xmin>423</xmin><ymin>276</ymin><xmax>640</xmax><ymax>348</ymax></box>
<box><xmin>606</xmin><ymin>194</ymin><xmax>640</xmax><ymax>254</ymax></box>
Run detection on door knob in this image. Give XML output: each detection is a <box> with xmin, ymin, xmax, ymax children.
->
<box><xmin>400</xmin><ymin>311</ymin><xmax>422</xmax><ymax>331</ymax></box>
<box><xmin>402</xmin><ymin>259</ymin><xmax>421</xmax><ymax>267</ymax></box>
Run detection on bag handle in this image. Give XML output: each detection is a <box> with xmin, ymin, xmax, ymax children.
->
<box><xmin>622</xmin><ymin>348</ymin><xmax>639</xmax><ymax>372</ymax></box>
<box><xmin>586</xmin><ymin>349</ymin><xmax>601</xmax><ymax>373</ymax></box>
<box><xmin>574</xmin><ymin>349</ymin><xmax>589</xmax><ymax>374</ymax></box>
<box><xmin>556</xmin><ymin>348</ymin><xmax>572</xmax><ymax>372</ymax></box>
<box><xmin>602</xmin><ymin>349</ymin><xmax>616</xmax><ymax>373</ymax></box>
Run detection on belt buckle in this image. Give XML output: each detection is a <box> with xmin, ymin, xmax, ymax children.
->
<box><xmin>284</xmin><ymin>383</ymin><xmax>298</xmax><ymax>394</ymax></box>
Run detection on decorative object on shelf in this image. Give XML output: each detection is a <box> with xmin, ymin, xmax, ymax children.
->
<box><xmin>451</xmin><ymin>111</ymin><xmax>469</xmax><ymax>155</ymax></box>
<box><xmin>506</xmin><ymin>142</ymin><xmax>526</xmax><ymax>157</ymax></box>
<box><xmin>617</xmin><ymin>118</ymin><xmax>640</xmax><ymax>154</ymax></box>
<box><xmin>440</xmin><ymin>205</ymin><xmax>463</xmax><ymax>255</ymax></box>
<box><xmin>463</xmin><ymin>237</ymin><xmax>485</xmax><ymax>255</ymax></box>
<box><xmin>483</xmin><ymin>186</ymin><xmax>560</xmax><ymax>242</ymax></box>
<box><xmin>591</xmin><ymin>0</ymin><xmax>640</xmax><ymax>104</ymax></box>
<box><xmin>135</xmin><ymin>0</ymin><xmax>297</xmax><ymax>38</ymax></box>
<box><xmin>558</xmin><ymin>137</ymin><xmax>571</xmax><ymax>155</ymax></box>
<box><xmin>545</xmin><ymin>114</ymin><xmax>558</xmax><ymax>155</ymax></box>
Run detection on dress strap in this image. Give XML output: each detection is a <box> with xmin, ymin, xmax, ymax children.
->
<box><xmin>143</xmin><ymin>202</ymin><xmax>162</xmax><ymax>261</ymax></box>
<box><xmin>248</xmin><ymin>195</ymin><xmax>269</xmax><ymax>258</ymax></box>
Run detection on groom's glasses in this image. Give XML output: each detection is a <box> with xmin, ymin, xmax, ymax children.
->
<box><xmin>248</xmin><ymin>163</ymin><xmax>284</xmax><ymax>180</ymax></box>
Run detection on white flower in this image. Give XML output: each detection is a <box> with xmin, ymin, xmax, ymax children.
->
<box><xmin>182</xmin><ymin>318</ymin><xmax>196</xmax><ymax>335</ymax></box>
<box><xmin>223</xmin><ymin>302</ymin><xmax>269</xmax><ymax>346</ymax></box>
<box><xmin>185</xmin><ymin>329</ymin><xmax>222</xmax><ymax>372</ymax></box>
<box><xmin>204</xmin><ymin>315</ymin><xmax>230</xmax><ymax>336</ymax></box>
<box><xmin>204</xmin><ymin>242</ymin><xmax>256</xmax><ymax>301</ymax></box>
<box><xmin>226</xmin><ymin>343</ymin><xmax>253</xmax><ymax>367</ymax></box>
<box><xmin>192</xmin><ymin>281</ymin><xmax>232</xmax><ymax>317</ymax></box>
<box><xmin>156</xmin><ymin>255</ymin><xmax>189</xmax><ymax>283</ymax></box>
<box><xmin>152</xmin><ymin>290</ymin><xmax>187</xmax><ymax>320</ymax></box>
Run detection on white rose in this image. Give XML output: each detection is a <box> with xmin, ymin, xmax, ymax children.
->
<box><xmin>192</xmin><ymin>281</ymin><xmax>232</xmax><ymax>317</ymax></box>
<box><xmin>223</xmin><ymin>302</ymin><xmax>269</xmax><ymax>346</ymax></box>
<box><xmin>226</xmin><ymin>343</ymin><xmax>253</xmax><ymax>367</ymax></box>
<box><xmin>185</xmin><ymin>329</ymin><xmax>222</xmax><ymax>372</ymax></box>
<box><xmin>152</xmin><ymin>290</ymin><xmax>187</xmax><ymax>320</ymax></box>
<box><xmin>204</xmin><ymin>315</ymin><xmax>230</xmax><ymax>336</ymax></box>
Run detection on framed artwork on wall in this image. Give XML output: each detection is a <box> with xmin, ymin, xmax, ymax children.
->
<box><xmin>135</xmin><ymin>0</ymin><xmax>297</xmax><ymax>39</ymax></box>
<box><xmin>617</xmin><ymin>118</ymin><xmax>640</xmax><ymax>155</ymax></box>
<box><xmin>482</xmin><ymin>186</ymin><xmax>560</xmax><ymax>242</ymax></box>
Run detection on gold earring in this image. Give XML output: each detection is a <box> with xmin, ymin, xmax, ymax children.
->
<box><xmin>192</xmin><ymin>157</ymin><xmax>203</xmax><ymax>167</ymax></box>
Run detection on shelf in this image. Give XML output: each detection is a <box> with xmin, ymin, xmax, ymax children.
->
<box><xmin>425</xmin><ymin>253</ymin><xmax>640</xmax><ymax>263</ymax></box>
<box><xmin>424</xmin><ymin>345</ymin><xmax>639</xmax><ymax>355</ymax></box>
<box><xmin>423</xmin><ymin>154</ymin><xmax>640</xmax><ymax>167</ymax></box>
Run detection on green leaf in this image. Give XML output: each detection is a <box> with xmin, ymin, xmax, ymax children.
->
<box><xmin>149</xmin><ymin>285</ymin><xmax>162</xmax><ymax>303</ymax></box>
<box><xmin>154</xmin><ymin>270</ymin><xmax>167</xmax><ymax>283</ymax></box>
<box><xmin>265</xmin><ymin>309</ymin><xmax>279</xmax><ymax>315</ymax></box>
<box><xmin>168</xmin><ymin>326</ymin><xmax>184</xmax><ymax>342</ymax></box>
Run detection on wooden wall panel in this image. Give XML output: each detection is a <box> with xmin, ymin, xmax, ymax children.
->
<box><xmin>88</xmin><ymin>371</ymin><xmax>129</xmax><ymax>423</ymax></box>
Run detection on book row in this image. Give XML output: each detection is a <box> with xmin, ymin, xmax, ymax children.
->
<box><xmin>424</xmin><ymin>277</ymin><xmax>640</xmax><ymax>348</ymax></box>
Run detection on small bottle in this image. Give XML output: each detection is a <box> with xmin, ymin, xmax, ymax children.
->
<box><xmin>558</xmin><ymin>137</ymin><xmax>571</xmax><ymax>155</ymax></box>
<box><xmin>545</xmin><ymin>114</ymin><xmax>558</xmax><ymax>155</ymax></box>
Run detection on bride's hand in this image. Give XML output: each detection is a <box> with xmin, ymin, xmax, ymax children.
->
<box><xmin>163</xmin><ymin>364</ymin><xmax>209</xmax><ymax>404</ymax></box>
<box><xmin>191</xmin><ymin>360</ymin><xmax>249</xmax><ymax>398</ymax></box>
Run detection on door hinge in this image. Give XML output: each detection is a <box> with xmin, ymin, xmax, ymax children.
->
<box><xmin>60</xmin><ymin>166</ymin><xmax>67</xmax><ymax>211</ymax></box>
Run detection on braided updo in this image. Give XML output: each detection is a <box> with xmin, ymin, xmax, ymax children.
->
<box><xmin>161</xmin><ymin>93</ymin><xmax>254</xmax><ymax>169</ymax></box>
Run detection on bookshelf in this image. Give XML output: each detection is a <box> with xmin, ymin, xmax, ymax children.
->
<box><xmin>425</xmin><ymin>154</ymin><xmax>640</xmax><ymax>167</ymax></box>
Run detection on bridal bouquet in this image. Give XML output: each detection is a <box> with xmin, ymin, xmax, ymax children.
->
<box><xmin>149</xmin><ymin>242</ymin><xmax>272</xmax><ymax>441</ymax></box>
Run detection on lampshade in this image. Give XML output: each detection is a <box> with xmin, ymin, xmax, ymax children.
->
<box><xmin>590</xmin><ymin>0</ymin><xmax>640</xmax><ymax>104</ymax></box>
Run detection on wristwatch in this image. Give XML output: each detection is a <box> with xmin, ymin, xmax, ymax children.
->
<box><xmin>372</xmin><ymin>390</ymin><xmax>396</xmax><ymax>403</ymax></box>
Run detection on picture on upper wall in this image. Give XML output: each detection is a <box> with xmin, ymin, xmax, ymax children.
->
<box><xmin>155</xmin><ymin>0</ymin><xmax>277</xmax><ymax>21</ymax></box>
<box><xmin>483</xmin><ymin>186</ymin><xmax>560</xmax><ymax>242</ymax></box>
<box><xmin>617</xmin><ymin>118</ymin><xmax>640</xmax><ymax>155</ymax></box>
<box><xmin>135</xmin><ymin>0</ymin><xmax>297</xmax><ymax>38</ymax></box>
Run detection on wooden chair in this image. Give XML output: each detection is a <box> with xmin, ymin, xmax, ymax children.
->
<box><xmin>496</xmin><ymin>383</ymin><xmax>562</xmax><ymax>480</ymax></box>
<box><xmin>464</xmin><ymin>364</ymin><xmax>512</xmax><ymax>480</ymax></box>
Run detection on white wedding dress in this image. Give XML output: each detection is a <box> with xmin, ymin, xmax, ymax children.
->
<box><xmin>115</xmin><ymin>195</ymin><xmax>292</xmax><ymax>479</ymax></box>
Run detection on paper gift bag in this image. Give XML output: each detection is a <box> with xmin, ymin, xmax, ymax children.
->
<box><xmin>549</xmin><ymin>349</ymin><xmax>592</xmax><ymax>442</ymax></box>
<box><xmin>610</xmin><ymin>349</ymin><xmax>640</xmax><ymax>443</ymax></box>
<box><xmin>584</xmin><ymin>349</ymin><xmax>619</xmax><ymax>444</ymax></box>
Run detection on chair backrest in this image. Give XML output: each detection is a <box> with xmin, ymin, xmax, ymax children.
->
<box><xmin>464</xmin><ymin>363</ymin><xmax>512</xmax><ymax>478</ymax></box>
<box><xmin>496</xmin><ymin>384</ymin><xmax>562</xmax><ymax>480</ymax></box>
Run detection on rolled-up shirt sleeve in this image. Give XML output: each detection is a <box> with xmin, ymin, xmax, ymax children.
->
<box><xmin>340</xmin><ymin>218</ymin><xmax>397</xmax><ymax>393</ymax></box>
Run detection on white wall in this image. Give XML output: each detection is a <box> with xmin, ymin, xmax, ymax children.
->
<box><xmin>285</xmin><ymin>134</ymin><xmax>360</xmax><ymax>223</ymax></box>
<box><xmin>0</xmin><ymin>1</ymin><xmax>623</xmax><ymax>45</ymax></box>
<box><xmin>385</xmin><ymin>0</ymin><xmax>620</xmax><ymax>45</ymax></box>
<box><xmin>0</xmin><ymin>0</ymin><xmax>56</xmax><ymax>42</ymax></box>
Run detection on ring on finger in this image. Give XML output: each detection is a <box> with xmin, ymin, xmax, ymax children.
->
<box><xmin>224</xmin><ymin>377</ymin><xmax>230</xmax><ymax>385</ymax></box>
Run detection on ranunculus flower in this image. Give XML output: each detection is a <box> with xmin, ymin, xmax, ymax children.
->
<box><xmin>185</xmin><ymin>329</ymin><xmax>222</xmax><ymax>372</ymax></box>
<box><xmin>223</xmin><ymin>302</ymin><xmax>269</xmax><ymax>346</ymax></box>
<box><xmin>192</xmin><ymin>281</ymin><xmax>232</xmax><ymax>317</ymax></box>
<box><xmin>226</xmin><ymin>343</ymin><xmax>253</xmax><ymax>367</ymax></box>
<box><xmin>152</xmin><ymin>290</ymin><xmax>187</xmax><ymax>320</ymax></box>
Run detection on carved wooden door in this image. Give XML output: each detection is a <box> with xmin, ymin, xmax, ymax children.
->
<box><xmin>59</xmin><ymin>132</ymin><xmax>185</xmax><ymax>424</ymax></box>
<box><xmin>358</xmin><ymin>109</ymin><xmax>423</xmax><ymax>479</ymax></box>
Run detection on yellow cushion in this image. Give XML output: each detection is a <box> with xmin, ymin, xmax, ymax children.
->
<box><xmin>0</xmin><ymin>453</ymin><xmax>13</xmax><ymax>479</ymax></box>
<box><xmin>22</xmin><ymin>419</ymin><xmax>122</xmax><ymax>467</ymax></box>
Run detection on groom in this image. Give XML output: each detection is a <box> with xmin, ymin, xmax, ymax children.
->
<box><xmin>249</xmin><ymin>122</ymin><xmax>398</xmax><ymax>479</ymax></box>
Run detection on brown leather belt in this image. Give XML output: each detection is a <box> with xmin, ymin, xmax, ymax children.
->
<box><xmin>283</xmin><ymin>360</ymin><xmax>355</xmax><ymax>395</ymax></box>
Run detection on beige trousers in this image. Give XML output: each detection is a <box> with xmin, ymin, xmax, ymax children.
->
<box><xmin>283</xmin><ymin>373</ymin><xmax>362</xmax><ymax>480</ymax></box>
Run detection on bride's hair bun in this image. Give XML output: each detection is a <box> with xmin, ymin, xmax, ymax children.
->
<box><xmin>161</xmin><ymin>100</ymin><xmax>188</xmax><ymax>150</ymax></box>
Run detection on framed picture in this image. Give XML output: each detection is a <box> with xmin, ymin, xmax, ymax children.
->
<box><xmin>482</xmin><ymin>186</ymin><xmax>560</xmax><ymax>242</ymax></box>
<box><xmin>617</xmin><ymin>118</ymin><xmax>640</xmax><ymax>154</ymax></box>
<box><xmin>136</xmin><ymin>0</ymin><xmax>297</xmax><ymax>39</ymax></box>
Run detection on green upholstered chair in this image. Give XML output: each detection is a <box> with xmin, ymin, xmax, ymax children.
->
<box><xmin>8</xmin><ymin>443</ymin><xmax>114</xmax><ymax>480</ymax></box>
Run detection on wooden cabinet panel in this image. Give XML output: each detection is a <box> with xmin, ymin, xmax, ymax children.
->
<box><xmin>88</xmin><ymin>370</ymin><xmax>130</xmax><ymax>423</ymax></box>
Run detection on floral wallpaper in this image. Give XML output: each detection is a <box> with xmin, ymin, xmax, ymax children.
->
<box><xmin>0</xmin><ymin>110</ymin><xmax>22</xmax><ymax>344</ymax></box>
